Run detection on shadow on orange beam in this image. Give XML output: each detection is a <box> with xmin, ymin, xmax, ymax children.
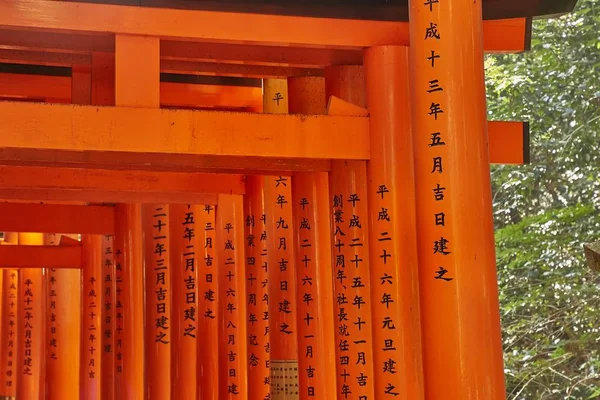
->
<box><xmin>0</xmin><ymin>244</ymin><xmax>81</xmax><ymax>269</ymax></box>
<box><xmin>0</xmin><ymin>1</ymin><xmax>528</xmax><ymax>52</ymax></box>
<box><xmin>160</xmin><ymin>60</ymin><xmax>323</xmax><ymax>79</ymax></box>
<box><xmin>0</xmin><ymin>202</ymin><xmax>114</xmax><ymax>235</ymax></box>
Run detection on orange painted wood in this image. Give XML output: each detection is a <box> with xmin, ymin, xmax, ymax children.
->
<box><xmin>0</xmin><ymin>232</ymin><xmax>18</xmax><ymax>396</ymax></box>
<box><xmin>113</xmin><ymin>204</ymin><xmax>145</xmax><ymax>399</ymax></box>
<box><xmin>0</xmin><ymin>102</ymin><xmax>370</xmax><ymax>160</ymax></box>
<box><xmin>161</xmin><ymin>60</ymin><xmax>321</xmax><ymax>79</ymax></box>
<box><xmin>489</xmin><ymin>121</ymin><xmax>529</xmax><ymax>164</ymax></box>
<box><xmin>0</xmin><ymin>73</ymin><xmax>70</xmax><ymax>102</ymax></box>
<box><xmin>101</xmin><ymin>235</ymin><xmax>115</xmax><ymax>400</ymax></box>
<box><xmin>81</xmin><ymin>235</ymin><xmax>103</xmax><ymax>399</ymax></box>
<box><xmin>0</xmin><ymin>202</ymin><xmax>115</xmax><ymax>235</ymax></box>
<box><xmin>326</xmin><ymin>96</ymin><xmax>369</xmax><ymax>117</ymax></box>
<box><xmin>0</xmin><ymin>188</ymin><xmax>219</xmax><ymax>205</ymax></box>
<box><xmin>0</xmin><ymin>269</ymin><xmax>17</xmax><ymax>394</ymax></box>
<box><xmin>244</xmin><ymin>176</ymin><xmax>271</xmax><ymax>400</ymax></box>
<box><xmin>91</xmin><ymin>52</ymin><xmax>115</xmax><ymax>107</ymax></box>
<box><xmin>263</xmin><ymin>79</ymin><xmax>300</xmax><ymax>400</ymax></box>
<box><xmin>325</xmin><ymin>65</ymin><xmax>376</xmax><ymax>400</ymax></box>
<box><xmin>170</xmin><ymin>204</ymin><xmax>200</xmax><ymax>400</ymax></box>
<box><xmin>195</xmin><ymin>204</ymin><xmax>219</xmax><ymax>400</ymax></box>
<box><xmin>161</xmin><ymin>82</ymin><xmax>261</xmax><ymax>110</ymax></box>
<box><xmin>114</xmin><ymin>34</ymin><xmax>158</xmax><ymax>399</ymax></box>
<box><xmin>143</xmin><ymin>204</ymin><xmax>171</xmax><ymax>399</ymax></box>
<box><xmin>409</xmin><ymin>0</ymin><xmax>506</xmax><ymax>398</ymax></box>
<box><xmin>16</xmin><ymin>233</ymin><xmax>45</xmax><ymax>400</ymax></box>
<box><xmin>364</xmin><ymin>46</ymin><xmax>425</xmax><ymax>399</ymax></box>
<box><xmin>0</xmin><ymin>166</ymin><xmax>244</xmax><ymax>196</ymax></box>
<box><xmin>45</xmin><ymin>234</ymin><xmax>81</xmax><ymax>400</ymax></box>
<box><xmin>0</xmin><ymin>245</ymin><xmax>81</xmax><ymax>269</ymax></box>
<box><xmin>217</xmin><ymin>194</ymin><xmax>248</xmax><ymax>400</ymax></box>
<box><xmin>0</xmin><ymin>1</ymin><xmax>527</xmax><ymax>52</ymax></box>
<box><xmin>288</xmin><ymin>76</ymin><xmax>337</xmax><ymax>400</ymax></box>
<box><xmin>0</xmin><ymin>48</ymin><xmax>91</xmax><ymax>67</ymax></box>
<box><xmin>72</xmin><ymin>65</ymin><xmax>92</xmax><ymax>105</ymax></box>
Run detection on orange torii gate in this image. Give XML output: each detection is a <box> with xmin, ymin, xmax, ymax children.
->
<box><xmin>0</xmin><ymin>0</ymin><xmax>577</xmax><ymax>399</ymax></box>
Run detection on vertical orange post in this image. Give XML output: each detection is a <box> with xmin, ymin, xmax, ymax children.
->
<box><xmin>170</xmin><ymin>204</ymin><xmax>199</xmax><ymax>400</ymax></box>
<box><xmin>196</xmin><ymin>204</ymin><xmax>219</xmax><ymax>400</ymax></box>
<box><xmin>91</xmin><ymin>51</ymin><xmax>116</xmax><ymax>400</ymax></box>
<box><xmin>324</xmin><ymin>66</ymin><xmax>375</xmax><ymax>400</ymax></box>
<box><xmin>114</xmin><ymin>204</ymin><xmax>144</xmax><ymax>400</ymax></box>
<box><xmin>143</xmin><ymin>204</ymin><xmax>171</xmax><ymax>400</ymax></box>
<box><xmin>244</xmin><ymin>177</ymin><xmax>270</xmax><ymax>400</ymax></box>
<box><xmin>0</xmin><ymin>233</ymin><xmax>18</xmax><ymax>397</ymax></box>
<box><xmin>114</xmin><ymin>33</ymin><xmax>159</xmax><ymax>399</ymax></box>
<box><xmin>16</xmin><ymin>233</ymin><xmax>45</xmax><ymax>400</ymax></box>
<box><xmin>263</xmin><ymin>79</ymin><xmax>299</xmax><ymax>400</ymax></box>
<box><xmin>287</xmin><ymin>76</ymin><xmax>337</xmax><ymax>400</ymax></box>
<box><xmin>101</xmin><ymin>235</ymin><xmax>115</xmax><ymax>400</ymax></box>
<box><xmin>217</xmin><ymin>194</ymin><xmax>248</xmax><ymax>400</ymax></box>
<box><xmin>45</xmin><ymin>233</ymin><xmax>81</xmax><ymax>400</ymax></box>
<box><xmin>81</xmin><ymin>235</ymin><xmax>104</xmax><ymax>399</ymax></box>
<box><xmin>363</xmin><ymin>46</ymin><xmax>425</xmax><ymax>399</ymax></box>
<box><xmin>409</xmin><ymin>1</ymin><xmax>506</xmax><ymax>398</ymax></box>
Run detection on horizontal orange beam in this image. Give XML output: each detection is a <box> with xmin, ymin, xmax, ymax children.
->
<box><xmin>0</xmin><ymin>1</ymin><xmax>527</xmax><ymax>52</ymax></box>
<box><xmin>0</xmin><ymin>202</ymin><xmax>114</xmax><ymax>234</ymax></box>
<box><xmin>0</xmin><ymin>244</ymin><xmax>81</xmax><ymax>269</ymax></box>
<box><xmin>0</xmin><ymin>166</ymin><xmax>245</xmax><ymax>195</ymax></box>
<box><xmin>0</xmin><ymin>102</ymin><xmax>369</xmax><ymax>160</ymax></box>
<box><xmin>0</xmin><ymin>73</ymin><xmax>70</xmax><ymax>102</ymax></box>
<box><xmin>0</xmin><ymin>48</ymin><xmax>90</xmax><ymax>67</ymax></box>
<box><xmin>161</xmin><ymin>60</ymin><xmax>322</xmax><ymax>79</ymax></box>
<box><xmin>160</xmin><ymin>82</ymin><xmax>261</xmax><ymax>110</ymax></box>
<box><xmin>489</xmin><ymin>121</ymin><xmax>529</xmax><ymax>164</ymax></box>
<box><xmin>0</xmin><ymin>188</ymin><xmax>219</xmax><ymax>205</ymax></box>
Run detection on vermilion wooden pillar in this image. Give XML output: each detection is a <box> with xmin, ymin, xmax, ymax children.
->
<box><xmin>143</xmin><ymin>204</ymin><xmax>171</xmax><ymax>400</ymax></box>
<box><xmin>324</xmin><ymin>66</ymin><xmax>375</xmax><ymax>400</ymax></box>
<box><xmin>45</xmin><ymin>233</ymin><xmax>81</xmax><ymax>400</ymax></box>
<box><xmin>196</xmin><ymin>204</ymin><xmax>219</xmax><ymax>400</ymax></box>
<box><xmin>263</xmin><ymin>79</ymin><xmax>299</xmax><ymax>400</ymax></box>
<box><xmin>244</xmin><ymin>177</ymin><xmax>270</xmax><ymax>400</ymax></box>
<box><xmin>91</xmin><ymin>51</ymin><xmax>116</xmax><ymax>400</ymax></box>
<box><xmin>287</xmin><ymin>76</ymin><xmax>337</xmax><ymax>400</ymax></box>
<box><xmin>170</xmin><ymin>204</ymin><xmax>199</xmax><ymax>400</ymax></box>
<box><xmin>16</xmin><ymin>233</ymin><xmax>45</xmax><ymax>400</ymax></box>
<box><xmin>409</xmin><ymin>1</ymin><xmax>506</xmax><ymax>398</ymax></box>
<box><xmin>0</xmin><ymin>233</ymin><xmax>18</xmax><ymax>398</ymax></box>
<box><xmin>81</xmin><ymin>235</ymin><xmax>104</xmax><ymax>399</ymax></box>
<box><xmin>363</xmin><ymin>46</ymin><xmax>425</xmax><ymax>399</ymax></box>
<box><xmin>101</xmin><ymin>235</ymin><xmax>115</xmax><ymax>400</ymax></box>
<box><xmin>217</xmin><ymin>195</ymin><xmax>248</xmax><ymax>400</ymax></box>
<box><xmin>114</xmin><ymin>33</ymin><xmax>159</xmax><ymax>399</ymax></box>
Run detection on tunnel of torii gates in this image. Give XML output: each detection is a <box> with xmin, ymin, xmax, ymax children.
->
<box><xmin>0</xmin><ymin>0</ymin><xmax>579</xmax><ymax>399</ymax></box>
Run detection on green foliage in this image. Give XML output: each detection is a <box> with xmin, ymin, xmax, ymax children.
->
<box><xmin>486</xmin><ymin>0</ymin><xmax>600</xmax><ymax>398</ymax></box>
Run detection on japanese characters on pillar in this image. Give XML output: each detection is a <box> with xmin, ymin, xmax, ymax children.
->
<box><xmin>101</xmin><ymin>235</ymin><xmax>115</xmax><ymax>400</ymax></box>
<box><xmin>325</xmin><ymin>66</ymin><xmax>375</xmax><ymax>400</ymax></box>
<box><xmin>363</xmin><ymin>46</ymin><xmax>425</xmax><ymax>399</ymax></box>
<box><xmin>409</xmin><ymin>0</ymin><xmax>506</xmax><ymax>397</ymax></box>
<box><xmin>113</xmin><ymin>241</ymin><xmax>123</xmax><ymax>378</ymax></box>
<box><xmin>244</xmin><ymin>177</ymin><xmax>271</xmax><ymax>400</ymax></box>
<box><xmin>287</xmin><ymin>76</ymin><xmax>337</xmax><ymax>400</ymax></box>
<box><xmin>0</xmin><ymin>269</ymin><xmax>18</xmax><ymax>394</ymax></box>
<box><xmin>217</xmin><ymin>195</ymin><xmax>248</xmax><ymax>399</ymax></box>
<box><xmin>81</xmin><ymin>235</ymin><xmax>103</xmax><ymax>399</ymax></box>
<box><xmin>17</xmin><ymin>233</ymin><xmax>44</xmax><ymax>399</ymax></box>
<box><xmin>143</xmin><ymin>204</ymin><xmax>171</xmax><ymax>399</ymax></box>
<box><xmin>267</xmin><ymin>175</ymin><xmax>299</xmax><ymax>400</ymax></box>
<box><xmin>263</xmin><ymin>79</ymin><xmax>299</xmax><ymax>400</ymax></box>
<box><xmin>198</xmin><ymin>204</ymin><xmax>218</xmax><ymax>400</ymax></box>
<box><xmin>170</xmin><ymin>204</ymin><xmax>200</xmax><ymax>400</ymax></box>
